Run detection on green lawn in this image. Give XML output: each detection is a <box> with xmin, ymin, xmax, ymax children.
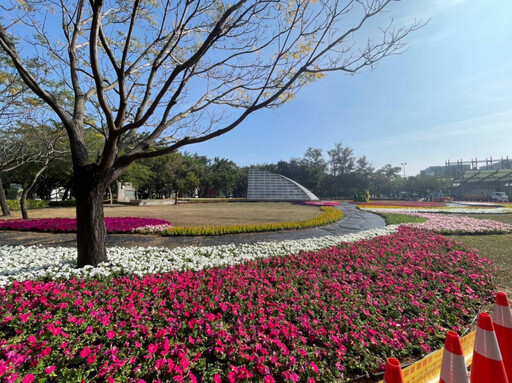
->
<box><xmin>376</xmin><ymin>212</ymin><xmax>427</xmax><ymax>225</ymax></box>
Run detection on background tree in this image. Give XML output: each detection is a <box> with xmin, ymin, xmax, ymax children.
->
<box><xmin>0</xmin><ymin>127</ymin><xmax>49</xmax><ymax>215</ymax></box>
<box><xmin>15</xmin><ymin>126</ymin><xmax>69</xmax><ymax>218</ymax></box>
<box><xmin>207</xmin><ymin>158</ymin><xmax>240</xmax><ymax>197</ymax></box>
<box><xmin>328</xmin><ymin>142</ymin><xmax>355</xmax><ymax>177</ymax></box>
<box><xmin>0</xmin><ymin>0</ymin><xmax>420</xmax><ymax>266</ymax></box>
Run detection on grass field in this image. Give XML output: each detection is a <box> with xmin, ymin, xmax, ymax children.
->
<box><xmin>450</xmin><ymin>214</ymin><xmax>512</xmax><ymax>296</ymax></box>
<box><xmin>0</xmin><ymin>202</ymin><xmax>321</xmax><ymax>226</ymax></box>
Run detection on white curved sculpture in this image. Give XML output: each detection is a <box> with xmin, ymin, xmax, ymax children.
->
<box><xmin>247</xmin><ymin>169</ymin><xmax>319</xmax><ymax>201</ymax></box>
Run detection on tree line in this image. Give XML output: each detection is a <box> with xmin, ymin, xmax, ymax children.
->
<box><xmin>121</xmin><ymin>142</ymin><xmax>451</xmax><ymax>201</ymax></box>
<box><xmin>1</xmin><ymin>132</ymin><xmax>451</xmax><ymax>211</ymax></box>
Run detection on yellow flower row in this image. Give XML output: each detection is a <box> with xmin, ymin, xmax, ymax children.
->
<box><xmin>161</xmin><ymin>206</ymin><xmax>343</xmax><ymax>236</ymax></box>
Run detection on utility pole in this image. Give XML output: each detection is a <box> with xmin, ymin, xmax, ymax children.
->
<box><xmin>401</xmin><ymin>162</ymin><xmax>407</xmax><ymax>178</ymax></box>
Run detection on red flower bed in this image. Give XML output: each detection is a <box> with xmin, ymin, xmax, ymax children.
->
<box><xmin>0</xmin><ymin>228</ymin><xmax>494</xmax><ymax>382</ymax></box>
<box><xmin>0</xmin><ymin>217</ymin><xmax>171</xmax><ymax>233</ymax></box>
<box><xmin>354</xmin><ymin>200</ymin><xmax>447</xmax><ymax>207</ymax></box>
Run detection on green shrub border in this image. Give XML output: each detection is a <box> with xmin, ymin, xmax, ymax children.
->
<box><xmin>177</xmin><ymin>198</ymin><xmax>245</xmax><ymax>204</ymax></box>
<box><xmin>5</xmin><ymin>200</ymin><xmax>49</xmax><ymax>211</ymax></box>
<box><xmin>158</xmin><ymin>206</ymin><xmax>343</xmax><ymax>236</ymax></box>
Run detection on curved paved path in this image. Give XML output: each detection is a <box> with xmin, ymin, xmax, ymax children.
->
<box><xmin>0</xmin><ymin>203</ymin><xmax>385</xmax><ymax>249</ymax></box>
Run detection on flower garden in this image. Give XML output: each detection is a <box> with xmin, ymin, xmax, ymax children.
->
<box><xmin>0</xmin><ymin>200</ymin><xmax>509</xmax><ymax>382</ymax></box>
<box><xmin>0</xmin><ymin>227</ymin><xmax>495</xmax><ymax>382</ymax></box>
<box><xmin>356</xmin><ymin>201</ymin><xmax>512</xmax><ymax>234</ymax></box>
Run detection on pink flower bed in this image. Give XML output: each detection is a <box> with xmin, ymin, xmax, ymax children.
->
<box><xmin>402</xmin><ymin>213</ymin><xmax>512</xmax><ymax>234</ymax></box>
<box><xmin>0</xmin><ymin>227</ymin><xmax>494</xmax><ymax>382</ymax></box>
<box><xmin>354</xmin><ymin>200</ymin><xmax>446</xmax><ymax>208</ymax></box>
<box><xmin>0</xmin><ymin>217</ymin><xmax>172</xmax><ymax>233</ymax></box>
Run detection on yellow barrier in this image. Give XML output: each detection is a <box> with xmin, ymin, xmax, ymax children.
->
<box><xmin>380</xmin><ymin>331</ymin><xmax>475</xmax><ymax>383</ymax></box>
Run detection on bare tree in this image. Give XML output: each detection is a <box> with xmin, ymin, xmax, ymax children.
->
<box><xmin>18</xmin><ymin>126</ymin><xmax>69</xmax><ymax>219</ymax></box>
<box><xmin>0</xmin><ymin>128</ymin><xmax>46</xmax><ymax>216</ymax></box>
<box><xmin>0</xmin><ymin>0</ymin><xmax>422</xmax><ymax>266</ymax></box>
<box><xmin>0</xmin><ymin>50</ymin><xmax>62</xmax><ymax>215</ymax></box>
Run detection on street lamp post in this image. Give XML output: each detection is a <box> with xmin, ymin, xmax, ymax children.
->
<box><xmin>401</xmin><ymin>162</ymin><xmax>407</xmax><ymax>178</ymax></box>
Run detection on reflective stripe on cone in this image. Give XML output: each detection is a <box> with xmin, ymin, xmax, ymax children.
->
<box><xmin>470</xmin><ymin>313</ymin><xmax>509</xmax><ymax>383</ymax></box>
<box><xmin>439</xmin><ymin>331</ymin><xmax>469</xmax><ymax>383</ymax></box>
<box><xmin>492</xmin><ymin>292</ymin><xmax>512</xmax><ymax>381</ymax></box>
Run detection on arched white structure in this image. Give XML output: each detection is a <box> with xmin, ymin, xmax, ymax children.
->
<box><xmin>247</xmin><ymin>169</ymin><xmax>319</xmax><ymax>201</ymax></box>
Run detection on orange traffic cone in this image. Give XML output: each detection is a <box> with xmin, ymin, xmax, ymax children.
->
<box><xmin>492</xmin><ymin>292</ymin><xmax>512</xmax><ymax>381</ymax></box>
<box><xmin>384</xmin><ymin>358</ymin><xmax>404</xmax><ymax>383</ymax></box>
<box><xmin>470</xmin><ymin>312</ymin><xmax>509</xmax><ymax>383</ymax></box>
<box><xmin>439</xmin><ymin>331</ymin><xmax>469</xmax><ymax>383</ymax></box>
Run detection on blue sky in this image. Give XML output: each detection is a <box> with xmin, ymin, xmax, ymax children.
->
<box><xmin>191</xmin><ymin>0</ymin><xmax>512</xmax><ymax>176</ymax></box>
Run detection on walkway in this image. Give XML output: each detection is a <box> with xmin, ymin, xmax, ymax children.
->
<box><xmin>0</xmin><ymin>203</ymin><xmax>385</xmax><ymax>249</ymax></box>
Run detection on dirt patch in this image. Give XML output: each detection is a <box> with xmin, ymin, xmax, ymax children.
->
<box><xmin>0</xmin><ymin>202</ymin><xmax>321</xmax><ymax>227</ymax></box>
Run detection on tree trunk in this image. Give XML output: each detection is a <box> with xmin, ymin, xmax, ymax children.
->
<box><xmin>20</xmin><ymin>160</ymin><xmax>50</xmax><ymax>220</ymax></box>
<box><xmin>0</xmin><ymin>175</ymin><xmax>10</xmax><ymax>216</ymax></box>
<box><xmin>74</xmin><ymin>166</ymin><xmax>109</xmax><ymax>268</ymax></box>
<box><xmin>107</xmin><ymin>186</ymin><xmax>113</xmax><ymax>204</ymax></box>
<box><xmin>20</xmin><ymin>189</ymin><xmax>29</xmax><ymax>219</ymax></box>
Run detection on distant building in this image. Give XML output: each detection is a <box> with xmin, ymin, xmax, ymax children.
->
<box><xmin>6</xmin><ymin>184</ymin><xmax>23</xmax><ymax>200</ymax></box>
<box><xmin>420</xmin><ymin>165</ymin><xmax>470</xmax><ymax>178</ymax></box>
<box><xmin>247</xmin><ymin>169</ymin><xmax>319</xmax><ymax>201</ymax></box>
<box><xmin>116</xmin><ymin>182</ymin><xmax>136</xmax><ymax>202</ymax></box>
<box><xmin>421</xmin><ymin>157</ymin><xmax>512</xmax><ymax>201</ymax></box>
<box><xmin>452</xmin><ymin>169</ymin><xmax>512</xmax><ymax>200</ymax></box>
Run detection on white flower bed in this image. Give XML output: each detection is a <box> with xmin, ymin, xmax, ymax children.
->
<box><xmin>359</xmin><ymin>207</ymin><xmax>512</xmax><ymax>214</ymax></box>
<box><xmin>0</xmin><ymin>226</ymin><xmax>399</xmax><ymax>287</ymax></box>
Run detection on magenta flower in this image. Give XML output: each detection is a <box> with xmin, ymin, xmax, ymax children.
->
<box><xmin>0</xmin><ymin>227</ymin><xmax>494</xmax><ymax>381</ymax></box>
<box><xmin>0</xmin><ymin>217</ymin><xmax>171</xmax><ymax>233</ymax></box>
<box><xmin>147</xmin><ymin>344</ymin><xmax>157</xmax><ymax>354</ymax></box>
<box><xmin>79</xmin><ymin>347</ymin><xmax>92</xmax><ymax>358</ymax></box>
<box><xmin>44</xmin><ymin>366</ymin><xmax>55</xmax><ymax>374</ymax></box>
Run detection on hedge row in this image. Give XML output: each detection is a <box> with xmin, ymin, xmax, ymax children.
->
<box><xmin>177</xmin><ymin>198</ymin><xmax>245</xmax><ymax>204</ymax></box>
<box><xmin>159</xmin><ymin>206</ymin><xmax>343</xmax><ymax>236</ymax></box>
<box><xmin>4</xmin><ymin>200</ymin><xmax>49</xmax><ymax>211</ymax></box>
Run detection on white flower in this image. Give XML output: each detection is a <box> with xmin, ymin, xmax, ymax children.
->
<box><xmin>0</xmin><ymin>226</ymin><xmax>399</xmax><ymax>287</ymax></box>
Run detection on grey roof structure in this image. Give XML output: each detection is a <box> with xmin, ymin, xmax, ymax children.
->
<box><xmin>247</xmin><ymin>169</ymin><xmax>319</xmax><ymax>201</ymax></box>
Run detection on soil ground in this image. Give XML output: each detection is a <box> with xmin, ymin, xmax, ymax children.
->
<box><xmin>0</xmin><ymin>202</ymin><xmax>320</xmax><ymax>226</ymax></box>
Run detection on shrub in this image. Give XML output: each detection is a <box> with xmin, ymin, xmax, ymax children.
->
<box><xmin>5</xmin><ymin>200</ymin><xmax>48</xmax><ymax>211</ymax></box>
<box><xmin>177</xmin><ymin>198</ymin><xmax>245</xmax><ymax>204</ymax></box>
